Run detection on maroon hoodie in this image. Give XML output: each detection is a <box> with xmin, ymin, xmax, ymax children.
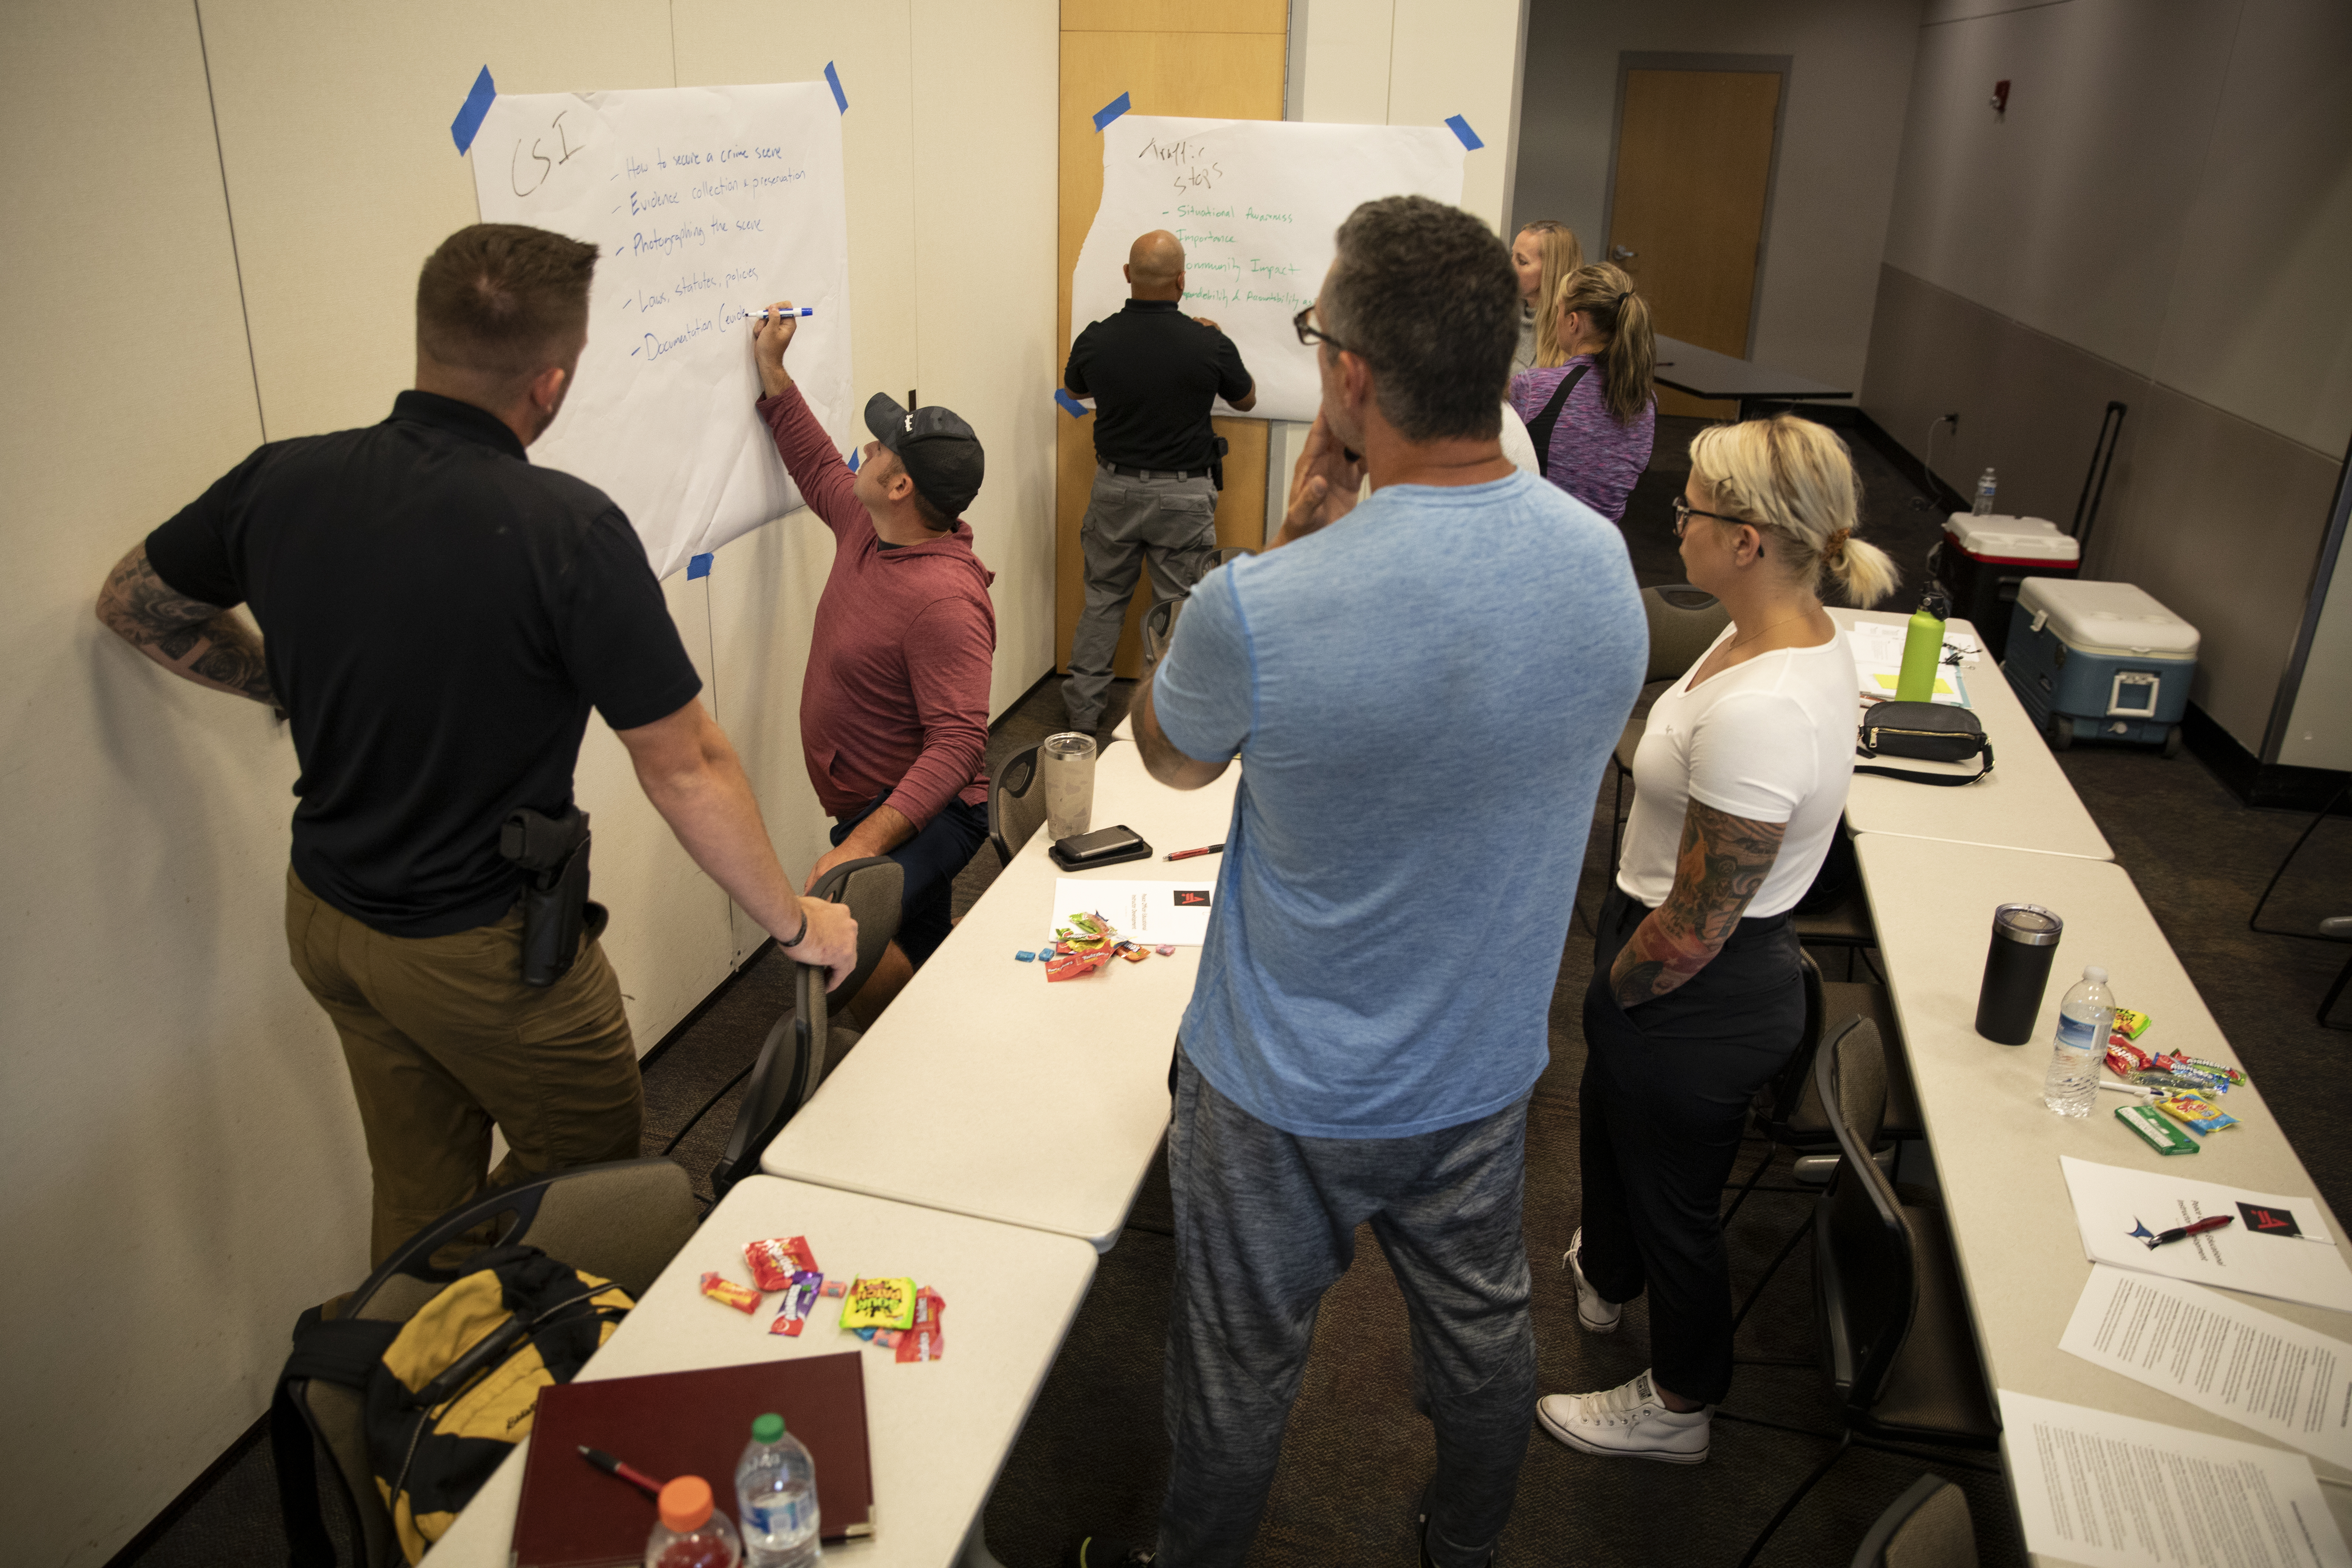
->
<box><xmin>758</xmin><ymin>385</ymin><xmax>996</xmax><ymax>828</ymax></box>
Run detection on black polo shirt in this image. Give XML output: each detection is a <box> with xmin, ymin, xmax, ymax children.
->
<box><xmin>145</xmin><ymin>391</ymin><xmax>703</xmax><ymax>937</ymax></box>
<box><xmin>1064</xmin><ymin>299</ymin><xmax>1253</xmax><ymax>470</ymax></box>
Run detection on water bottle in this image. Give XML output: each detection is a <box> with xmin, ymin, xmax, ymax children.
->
<box><xmin>1895</xmin><ymin>591</ymin><xmax>1947</xmax><ymax>703</ymax></box>
<box><xmin>646</xmin><ymin>1476</ymin><xmax>741</xmax><ymax>1568</ymax></box>
<box><xmin>736</xmin><ymin>1412</ymin><xmax>821</xmax><ymax>1567</ymax></box>
<box><xmin>1972</xmin><ymin>467</ymin><xmax>1998</xmax><ymax>516</ymax></box>
<box><xmin>2041</xmin><ymin>965</ymin><xmax>2112</xmax><ymax>1118</ymax></box>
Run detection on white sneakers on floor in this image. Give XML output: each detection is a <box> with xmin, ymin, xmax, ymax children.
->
<box><xmin>1537</xmin><ymin>1370</ymin><xmax>1711</xmax><ymax>1464</ymax></box>
<box><xmin>1562</xmin><ymin>1227</ymin><xmax>1620</xmax><ymax>1334</ymax></box>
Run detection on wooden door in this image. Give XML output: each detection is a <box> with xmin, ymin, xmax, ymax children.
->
<box><xmin>1606</xmin><ymin>68</ymin><xmax>1781</xmax><ymax>419</ymax></box>
<box><xmin>1057</xmin><ymin>1</ymin><xmax>1286</xmax><ymax>677</ymax></box>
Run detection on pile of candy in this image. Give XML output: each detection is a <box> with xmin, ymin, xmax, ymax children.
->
<box><xmin>1016</xmin><ymin>910</ymin><xmax>1177</xmax><ymax>979</ymax></box>
<box><xmin>2101</xmin><ymin>1006</ymin><xmax>2244</xmax><ymax>1141</ymax></box>
<box><xmin>697</xmin><ymin>1236</ymin><xmax>947</xmax><ymax>1361</ymax></box>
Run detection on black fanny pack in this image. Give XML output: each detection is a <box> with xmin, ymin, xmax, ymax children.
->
<box><xmin>1855</xmin><ymin>701</ymin><xmax>1994</xmax><ymax>787</ymax></box>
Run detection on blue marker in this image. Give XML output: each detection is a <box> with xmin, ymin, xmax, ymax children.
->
<box><xmin>750</xmin><ymin>306</ymin><xmax>815</xmax><ymax>321</ymax></box>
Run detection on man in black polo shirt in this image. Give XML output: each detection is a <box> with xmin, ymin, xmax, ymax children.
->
<box><xmin>95</xmin><ymin>224</ymin><xmax>855</xmax><ymax>1264</ymax></box>
<box><xmin>1062</xmin><ymin>229</ymin><xmax>1256</xmax><ymax>735</ymax></box>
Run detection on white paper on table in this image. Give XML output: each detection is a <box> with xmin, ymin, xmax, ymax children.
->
<box><xmin>2060</xmin><ymin>1157</ymin><xmax>2352</xmax><ymax>1314</ymax></box>
<box><xmin>2061</xmin><ymin>1264</ymin><xmax>2352</xmax><ymax>1470</ymax></box>
<box><xmin>1999</xmin><ymin>1390</ymin><xmax>2351</xmax><ymax>1567</ymax></box>
<box><xmin>1847</xmin><ymin>622</ymin><xmax>1982</xmax><ymax>668</ymax></box>
<box><xmin>1855</xmin><ymin>665</ymin><xmax>1972</xmax><ymax>707</ymax></box>
<box><xmin>1052</xmin><ymin>879</ymin><xmax>1216</xmax><ymax>946</ymax></box>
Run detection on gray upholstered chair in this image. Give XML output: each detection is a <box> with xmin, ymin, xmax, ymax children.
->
<box><xmin>1850</xmin><ymin>1473</ymin><xmax>1979</xmax><ymax>1568</ymax></box>
<box><xmin>1605</xmin><ymin>584</ymin><xmax>1732</xmax><ymax>872</ymax></box>
<box><xmin>989</xmin><ymin>744</ymin><xmax>1047</xmax><ymax>869</ymax></box>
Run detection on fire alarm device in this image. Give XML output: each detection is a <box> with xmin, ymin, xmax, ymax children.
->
<box><xmin>1990</xmin><ymin>80</ymin><xmax>2011</xmax><ymax>113</ymax></box>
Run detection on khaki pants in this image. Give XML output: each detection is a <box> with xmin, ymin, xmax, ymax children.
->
<box><xmin>284</xmin><ymin>867</ymin><xmax>643</xmax><ymax>1266</ymax></box>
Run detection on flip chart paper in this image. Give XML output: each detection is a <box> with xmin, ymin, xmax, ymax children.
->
<box><xmin>1051</xmin><ymin>879</ymin><xmax>1214</xmax><ymax>946</ymax></box>
<box><xmin>2061</xmin><ymin>1264</ymin><xmax>2352</xmax><ymax>1469</ymax></box>
<box><xmin>472</xmin><ymin>83</ymin><xmax>854</xmax><ymax>578</ymax></box>
<box><xmin>1998</xmin><ymin>1390</ymin><xmax>2351</xmax><ymax>1567</ymax></box>
<box><xmin>1070</xmin><ymin>117</ymin><xmax>1465</xmax><ymax>424</ymax></box>
<box><xmin>2060</xmin><ymin>1157</ymin><xmax>2352</xmax><ymax>1313</ymax></box>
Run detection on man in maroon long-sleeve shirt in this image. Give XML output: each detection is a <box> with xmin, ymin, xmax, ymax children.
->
<box><xmin>751</xmin><ymin>301</ymin><xmax>996</xmax><ymax>1020</ymax></box>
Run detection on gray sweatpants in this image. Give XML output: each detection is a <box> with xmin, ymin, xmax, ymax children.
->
<box><xmin>1158</xmin><ymin>1052</ymin><xmax>1536</xmax><ymax>1568</ymax></box>
<box><xmin>1064</xmin><ymin>467</ymin><xmax>1219</xmax><ymax>732</ymax></box>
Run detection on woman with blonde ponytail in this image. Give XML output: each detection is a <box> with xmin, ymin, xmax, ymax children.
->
<box><xmin>1506</xmin><ymin>262</ymin><xmax>1656</xmax><ymax>522</ymax></box>
<box><xmin>1509</xmin><ymin>220</ymin><xmax>1582</xmax><ymax>371</ymax></box>
<box><xmin>1537</xmin><ymin>415</ymin><xmax>1894</xmax><ymax>1467</ymax></box>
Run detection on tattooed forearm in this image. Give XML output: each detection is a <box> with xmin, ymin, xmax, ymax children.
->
<box><xmin>96</xmin><ymin>545</ymin><xmax>278</xmax><ymax>708</ymax></box>
<box><xmin>1610</xmin><ymin>800</ymin><xmax>1787</xmax><ymax>1009</ymax></box>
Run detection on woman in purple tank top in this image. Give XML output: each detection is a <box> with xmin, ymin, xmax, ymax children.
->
<box><xmin>1508</xmin><ymin>262</ymin><xmax>1657</xmax><ymax>523</ymax></box>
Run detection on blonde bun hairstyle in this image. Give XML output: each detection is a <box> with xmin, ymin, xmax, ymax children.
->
<box><xmin>1687</xmin><ymin>416</ymin><xmax>1898</xmax><ymax>607</ymax></box>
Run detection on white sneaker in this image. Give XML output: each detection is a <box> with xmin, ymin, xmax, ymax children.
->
<box><xmin>1562</xmin><ymin>1227</ymin><xmax>1620</xmax><ymax>1334</ymax></box>
<box><xmin>1537</xmin><ymin>1370</ymin><xmax>1711</xmax><ymax>1464</ymax></box>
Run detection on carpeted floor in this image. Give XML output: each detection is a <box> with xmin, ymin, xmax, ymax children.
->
<box><xmin>120</xmin><ymin>421</ymin><xmax>2352</xmax><ymax>1568</ymax></box>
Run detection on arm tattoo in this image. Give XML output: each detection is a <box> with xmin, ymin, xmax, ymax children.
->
<box><xmin>1610</xmin><ymin>800</ymin><xmax>1788</xmax><ymax>1010</ymax></box>
<box><xmin>97</xmin><ymin>546</ymin><xmax>278</xmax><ymax>708</ymax></box>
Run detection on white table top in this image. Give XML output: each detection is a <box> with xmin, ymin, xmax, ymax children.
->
<box><xmin>1854</xmin><ymin>836</ymin><xmax>2352</xmax><ymax>1560</ymax></box>
<box><xmin>421</xmin><ymin>1177</ymin><xmax>1095</xmax><ymax>1568</ymax></box>
<box><xmin>763</xmin><ymin>739</ymin><xmax>1238</xmax><ymax>1249</ymax></box>
<box><xmin>1831</xmin><ymin>607</ymin><xmax>2112</xmax><ymax>862</ymax></box>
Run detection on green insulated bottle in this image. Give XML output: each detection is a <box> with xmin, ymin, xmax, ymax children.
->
<box><xmin>1895</xmin><ymin>592</ymin><xmax>1946</xmax><ymax>703</ymax></box>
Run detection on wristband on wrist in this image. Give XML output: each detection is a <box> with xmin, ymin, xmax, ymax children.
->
<box><xmin>779</xmin><ymin>903</ymin><xmax>810</xmax><ymax>950</ymax></box>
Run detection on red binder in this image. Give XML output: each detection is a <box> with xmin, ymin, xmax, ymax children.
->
<box><xmin>511</xmin><ymin>1354</ymin><xmax>874</xmax><ymax>1568</ymax></box>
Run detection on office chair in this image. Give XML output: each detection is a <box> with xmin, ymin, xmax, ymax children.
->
<box><xmin>1604</xmin><ymin>584</ymin><xmax>1731</xmax><ymax>874</ymax></box>
<box><xmin>990</xmin><ymin>744</ymin><xmax>1047</xmax><ymax>869</ymax></box>
<box><xmin>1850</xmin><ymin>1473</ymin><xmax>1978</xmax><ymax>1568</ymax></box>
<box><xmin>2247</xmin><ymin>781</ymin><xmax>2352</xmax><ymax>1028</ymax></box>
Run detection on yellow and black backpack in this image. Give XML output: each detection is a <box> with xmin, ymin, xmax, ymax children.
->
<box><xmin>277</xmin><ymin>1244</ymin><xmax>632</xmax><ymax>1564</ymax></box>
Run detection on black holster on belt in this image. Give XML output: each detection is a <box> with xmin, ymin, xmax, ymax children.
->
<box><xmin>1209</xmin><ymin>434</ymin><xmax>1229</xmax><ymax>492</ymax></box>
<box><xmin>499</xmin><ymin>806</ymin><xmax>607</xmax><ymax>987</ymax></box>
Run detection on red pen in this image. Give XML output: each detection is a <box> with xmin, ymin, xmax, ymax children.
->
<box><xmin>2146</xmin><ymin>1215</ymin><xmax>2234</xmax><ymax>1250</ymax></box>
<box><xmin>1165</xmin><ymin>842</ymin><xmax>1225</xmax><ymax>861</ymax></box>
<box><xmin>578</xmin><ymin>1444</ymin><xmax>665</xmax><ymax>1497</ymax></box>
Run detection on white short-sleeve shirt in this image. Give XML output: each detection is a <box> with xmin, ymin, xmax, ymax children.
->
<box><xmin>1616</xmin><ymin>625</ymin><xmax>1859</xmax><ymax>917</ymax></box>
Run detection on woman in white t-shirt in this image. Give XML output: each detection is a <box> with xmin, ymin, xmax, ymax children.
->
<box><xmin>1537</xmin><ymin>415</ymin><xmax>1898</xmax><ymax>1466</ymax></box>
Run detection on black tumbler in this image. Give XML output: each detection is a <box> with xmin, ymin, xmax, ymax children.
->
<box><xmin>1976</xmin><ymin>902</ymin><xmax>2063</xmax><ymax>1044</ymax></box>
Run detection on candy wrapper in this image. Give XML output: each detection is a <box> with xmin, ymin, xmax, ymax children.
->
<box><xmin>1155</xmin><ymin>944</ymin><xmax>1177</xmax><ymax>957</ymax></box>
<box><xmin>1119</xmin><ymin>944</ymin><xmax>1151</xmax><ymax>964</ymax></box>
<box><xmin>841</xmin><ymin>1276</ymin><xmax>918</xmax><ymax>1331</ymax></box>
<box><xmin>2159</xmin><ymin>1053</ymin><xmax>2245</xmax><ymax>1086</ymax></box>
<box><xmin>2112</xmin><ymin>1006</ymin><xmax>2153</xmax><ymax>1039</ymax></box>
<box><xmin>768</xmin><ymin>1271</ymin><xmax>824</xmax><ymax>1336</ymax></box>
<box><xmin>820</xmin><ymin>1280</ymin><xmax>847</xmax><ymax>1298</ymax></box>
<box><xmin>2155</xmin><ymin>1092</ymin><xmax>2239</xmax><ymax>1136</ymax></box>
<box><xmin>2106</xmin><ymin>1039</ymin><xmax>2151</xmax><ymax>1074</ymax></box>
<box><xmin>2133</xmin><ymin>1071</ymin><xmax>2228</xmax><ymax>1094</ymax></box>
<box><xmin>897</xmin><ymin>1287</ymin><xmax>947</xmax><ymax>1363</ymax></box>
<box><xmin>1056</xmin><ymin>911</ymin><xmax>1116</xmax><ymax>952</ymax></box>
<box><xmin>1046</xmin><ymin>949</ymin><xmax>1116</xmax><ymax>982</ymax></box>
<box><xmin>745</xmin><ymin>1236</ymin><xmax>820</xmax><ymax>1292</ymax></box>
<box><xmin>699</xmin><ymin>1271</ymin><xmax>763</xmax><ymax>1314</ymax></box>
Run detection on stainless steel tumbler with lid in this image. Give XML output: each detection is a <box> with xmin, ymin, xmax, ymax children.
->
<box><xmin>1975</xmin><ymin>902</ymin><xmax>2063</xmax><ymax>1044</ymax></box>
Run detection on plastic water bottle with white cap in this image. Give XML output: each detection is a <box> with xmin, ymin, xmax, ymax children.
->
<box><xmin>2042</xmin><ymin>965</ymin><xmax>2113</xmax><ymax>1118</ymax></box>
<box><xmin>735</xmin><ymin>1412</ymin><xmax>821</xmax><ymax>1567</ymax></box>
<box><xmin>1972</xmin><ymin>467</ymin><xmax>1998</xmax><ymax>516</ymax></box>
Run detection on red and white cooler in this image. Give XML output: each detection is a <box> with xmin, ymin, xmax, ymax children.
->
<box><xmin>1929</xmin><ymin>514</ymin><xmax>2081</xmax><ymax>653</ymax></box>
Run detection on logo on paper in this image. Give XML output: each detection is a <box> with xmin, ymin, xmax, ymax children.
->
<box><xmin>2238</xmin><ymin>1202</ymin><xmax>2302</xmax><ymax>1238</ymax></box>
<box><xmin>2127</xmin><ymin>1219</ymin><xmax>2158</xmax><ymax>1246</ymax></box>
<box><xmin>1175</xmin><ymin>890</ymin><xmax>1211</xmax><ymax>907</ymax></box>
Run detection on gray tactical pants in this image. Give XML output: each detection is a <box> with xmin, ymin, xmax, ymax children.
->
<box><xmin>1156</xmin><ymin>1052</ymin><xmax>1536</xmax><ymax>1568</ymax></box>
<box><xmin>1064</xmin><ymin>466</ymin><xmax>1219</xmax><ymax>732</ymax></box>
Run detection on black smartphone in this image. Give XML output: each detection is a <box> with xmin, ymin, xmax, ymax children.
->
<box><xmin>1055</xmin><ymin>825</ymin><xmax>1147</xmax><ymax>864</ymax></box>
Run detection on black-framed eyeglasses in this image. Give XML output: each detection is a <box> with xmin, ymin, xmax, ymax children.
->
<box><xmin>1293</xmin><ymin>305</ymin><xmax>1354</xmax><ymax>357</ymax></box>
<box><xmin>1671</xmin><ymin>496</ymin><xmax>1748</xmax><ymax>538</ymax></box>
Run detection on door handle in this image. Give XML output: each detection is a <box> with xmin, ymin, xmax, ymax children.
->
<box><xmin>1609</xmin><ymin>245</ymin><xmax>1637</xmax><ymax>262</ymax></box>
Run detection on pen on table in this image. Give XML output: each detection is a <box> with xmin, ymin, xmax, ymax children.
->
<box><xmin>2098</xmin><ymin>1080</ymin><xmax>2157</xmax><ymax>1096</ymax></box>
<box><xmin>1165</xmin><ymin>842</ymin><xmax>1225</xmax><ymax>861</ymax></box>
<box><xmin>749</xmin><ymin>306</ymin><xmax>815</xmax><ymax>320</ymax></box>
<box><xmin>2146</xmin><ymin>1215</ymin><xmax>2233</xmax><ymax>1250</ymax></box>
<box><xmin>578</xmin><ymin>1445</ymin><xmax>664</xmax><ymax>1497</ymax></box>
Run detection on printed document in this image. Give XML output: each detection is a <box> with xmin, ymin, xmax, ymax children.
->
<box><xmin>2061</xmin><ymin>1265</ymin><xmax>2352</xmax><ymax>1469</ymax></box>
<box><xmin>2060</xmin><ymin>1157</ymin><xmax>2352</xmax><ymax>1313</ymax></box>
<box><xmin>1999</xmin><ymin>1390</ymin><xmax>2351</xmax><ymax>1567</ymax></box>
<box><xmin>1051</xmin><ymin>879</ymin><xmax>1216</xmax><ymax>946</ymax></box>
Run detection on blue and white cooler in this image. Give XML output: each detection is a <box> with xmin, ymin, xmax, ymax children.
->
<box><xmin>2002</xmin><ymin>578</ymin><xmax>2200</xmax><ymax>755</ymax></box>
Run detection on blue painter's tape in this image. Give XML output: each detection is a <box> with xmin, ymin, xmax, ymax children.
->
<box><xmin>1445</xmin><ymin>114</ymin><xmax>1483</xmax><ymax>151</ymax></box>
<box><xmin>451</xmin><ymin>66</ymin><xmax>497</xmax><ymax>155</ymax></box>
<box><xmin>687</xmin><ymin>553</ymin><xmax>714</xmax><ymax>580</ymax></box>
<box><xmin>824</xmin><ymin>61</ymin><xmax>848</xmax><ymax>114</ymax></box>
<box><xmin>1055</xmin><ymin>388</ymin><xmax>1090</xmax><ymax>419</ymax></box>
<box><xmin>1092</xmin><ymin>91</ymin><xmax>1131</xmax><ymax>133</ymax></box>
<box><xmin>846</xmin><ymin>447</ymin><xmax>861</xmax><ymax>471</ymax></box>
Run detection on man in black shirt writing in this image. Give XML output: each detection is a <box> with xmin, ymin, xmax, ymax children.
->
<box><xmin>95</xmin><ymin>224</ymin><xmax>856</xmax><ymax>1264</ymax></box>
<box><xmin>1061</xmin><ymin>229</ymin><xmax>1256</xmax><ymax>735</ymax></box>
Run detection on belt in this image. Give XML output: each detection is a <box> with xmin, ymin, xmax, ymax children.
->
<box><xmin>1100</xmin><ymin>462</ymin><xmax>1211</xmax><ymax>482</ymax></box>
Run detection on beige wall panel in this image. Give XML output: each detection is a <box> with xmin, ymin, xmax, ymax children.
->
<box><xmin>1296</xmin><ymin>0</ymin><xmax>1397</xmax><ymax>125</ymax></box>
<box><xmin>1386</xmin><ymin>0</ymin><xmax>1524</xmax><ymax>230</ymax></box>
<box><xmin>1879</xmin><ymin>0</ymin><xmax>2234</xmax><ymax>377</ymax></box>
<box><xmin>1513</xmin><ymin>0</ymin><xmax>1922</xmax><ymax>394</ymax></box>
<box><xmin>1066</xmin><ymin>0</ymin><xmax>1287</xmax><ymax>32</ymax></box>
<box><xmin>919</xmin><ymin>0</ymin><xmax>1062</xmax><ymax>713</ymax></box>
<box><xmin>201</xmin><ymin>0</ymin><xmax>676</xmax><ymax>441</ymax></box>
<box><xmin>2150</xmin><ymin>0</ymin><xmax>2352</xmax><ymax>459</ymax></box>
<box><xmin>0</xmin><ymin>6</ymin><xmax>368</xmax><ymax>1565</ymax></box>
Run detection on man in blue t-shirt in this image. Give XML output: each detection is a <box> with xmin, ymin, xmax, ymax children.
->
<box><xmin>1063</xmin><ymin>199</ymin><xmax>1645</xmax><ymax>1568</ymax></box>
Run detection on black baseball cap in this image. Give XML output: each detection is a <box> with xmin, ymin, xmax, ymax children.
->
<box><xmin>864</xmin><ymin>392</ymin><xmax>984</xmax><ymax>519</ymax></box>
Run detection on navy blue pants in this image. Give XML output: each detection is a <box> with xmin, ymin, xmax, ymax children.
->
<box><xmin>830</xmin><ymin>792</ymin><xmax>989</xmax><ymax>967</ymax></box>
<box><xmin>1579</xmin><ymin>885</ymin><xmax>1805</xmax><ymax>1406</ymax></box>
